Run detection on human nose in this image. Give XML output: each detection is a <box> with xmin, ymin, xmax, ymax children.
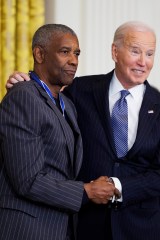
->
<box><xmin>68</xmin><ymin>53</ymin><xmax>78</xmax><ymax>66</ymax></box>
<box><xmin>138</xmin><ymin>52</ymin><xmax>146</xmax><ymax>66</ymax></box>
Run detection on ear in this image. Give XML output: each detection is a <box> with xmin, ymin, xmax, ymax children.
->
<box><xmin>112</xmin><ymin>43</ymin><xmax>118</xmax><ymax>63</ymax></box>
<box><xmin>33</xmin><ymin>46</ymin><xmax>45</xmax><ymax>64</ymax></box>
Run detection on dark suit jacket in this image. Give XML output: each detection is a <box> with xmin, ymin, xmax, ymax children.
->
<box><xmin>0</xmin><ymin>79</ymin><xmax>84</xmax><ymax>240</ymax></box>
<box><xmin>65</xmin><ymin>70</ymin><xmax>160</xmax><ymax>240</ymax></box>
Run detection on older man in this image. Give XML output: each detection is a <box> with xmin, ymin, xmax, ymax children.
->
<box><xmin>0</xmin><ymin>24</ymin><xmax>117</xmax><ymax>240</ymax></box>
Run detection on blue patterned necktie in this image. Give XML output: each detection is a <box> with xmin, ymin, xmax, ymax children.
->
<box><xmin>111</xmin><ymin>90</ymin><xmax>130</xmax><ymax>158</ymax></box>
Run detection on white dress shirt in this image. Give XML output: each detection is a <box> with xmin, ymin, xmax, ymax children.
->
<box><xmin>109</xmin><ymin>71</ymin><xmax>146</xmax><ymax>201</ymax></box>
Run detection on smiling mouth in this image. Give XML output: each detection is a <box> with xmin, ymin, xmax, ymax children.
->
<box><xmin>132</xmin><ymin>69</ymin><xmax>145</xmax><ymax>74</ymax></box>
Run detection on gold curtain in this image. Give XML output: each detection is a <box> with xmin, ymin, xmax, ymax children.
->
<box><xmin>0</xmin><ymin>0</ymin><xmax>45</xmax><ymax>101</ymax></box>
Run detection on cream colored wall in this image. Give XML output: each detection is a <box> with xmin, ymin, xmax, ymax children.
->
<box><xmin>45</xmin><ymin>0</ymin><xmax>160</xmax><ymax>90</ymax></box>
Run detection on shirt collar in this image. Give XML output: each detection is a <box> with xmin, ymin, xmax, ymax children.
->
<box><xmin>109</xmin><ymin>71</ymin><xmax>146</xmax><ymax>100</ymax></box>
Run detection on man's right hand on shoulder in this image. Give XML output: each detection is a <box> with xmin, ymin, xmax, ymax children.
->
<box><xmin>6</xmin><ymin>71</ymin><xmax>30</xmax><ymax>89</ymax></box>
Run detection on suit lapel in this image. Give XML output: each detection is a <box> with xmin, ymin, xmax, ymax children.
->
<box><xmin>62</xmin><ymin>93</ymin><xmax>83</xmax><ymax>176</ymax></box>
<box><xmin>91</xmin><ymin>74</ymin><xmax>160</xmax><ymax>159</ymax></box>
<box><xmin>92</xmin><ymin>71</ymin><xmax>117</xmax><ymax>156</ymax></box>
<box><xmin>128</xmin><ymin>82</ymin><xmax>160</xmax><ymax>157</ymax></box>
<box><xmin>33</xmin><ymin>81</ymin><xmax>77</xmax><ymax>168</ymax></box>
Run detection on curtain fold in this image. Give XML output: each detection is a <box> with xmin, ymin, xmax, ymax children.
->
<box><xmin>0</xmin><ymin>0</ymin><xmax>45</xmax><ymax>101</ymax></box>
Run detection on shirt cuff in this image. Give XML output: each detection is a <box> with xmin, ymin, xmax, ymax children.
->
<box><xmin>110</xmin><ymin>177</ymin><xmax>123</xmax><ymax>202</ymax></box>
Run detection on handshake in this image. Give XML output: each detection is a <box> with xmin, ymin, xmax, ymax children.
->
<box><xmin>84</xmin><ymin>176</ymin><xmax>121</xmax><ymax>204</ymax></box>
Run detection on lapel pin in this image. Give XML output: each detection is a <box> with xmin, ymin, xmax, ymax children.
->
<box><xmin>148</xmin><ymin>110</ymin><xmax>154</xmax><ymax>114</ymax></box>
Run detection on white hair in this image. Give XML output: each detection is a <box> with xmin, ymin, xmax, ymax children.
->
<box><xmin>113</xmin><ymin>21</ymin><xmax>156</xmax><ymax>46</ymax></box>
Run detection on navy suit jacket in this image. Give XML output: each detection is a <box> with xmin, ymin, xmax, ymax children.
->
<box><xmin>0</xmin><ymin>79</ymin><xmax>84</xmax><ymax>240</ymax></box>
<box><xmin>65</xmin><ymin>70</ymin><xmax>160</xmax><ymax>240</ymax></box>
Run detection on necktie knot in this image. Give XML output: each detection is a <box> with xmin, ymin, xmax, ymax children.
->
<box><xmin>121</xmin><ymin>89</ymin><xmax>130</xmax><ymax>99</ymax></box>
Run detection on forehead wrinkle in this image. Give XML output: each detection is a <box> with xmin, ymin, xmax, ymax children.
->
<box><xmin>123</xmin><ymin>32</ymin><xmax>156</xmax><ymax>50</ymax></box>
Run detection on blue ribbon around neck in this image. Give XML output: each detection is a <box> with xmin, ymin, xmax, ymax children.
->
<box><xmin>29</xmin><ymin>71</ymin><xmax>65</xmax><ymax>117</ymax></box>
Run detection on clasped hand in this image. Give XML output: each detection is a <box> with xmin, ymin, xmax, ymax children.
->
<box><xmin>84</xmin><ymin>176</ymin><xmax>120</xmax><ymax>204</ymax></box>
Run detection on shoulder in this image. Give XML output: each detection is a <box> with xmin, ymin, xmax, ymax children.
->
<box><xmin>145</xmin><ymin>81</ymin><xmax>160</xmax><ymax>103</ymax></box>
<box><xmin>63</xmin><ymin>71</ymin><xmax>114</xmax><ymax>102</ymax></box>
<box><xmin>73</xmin><ymin>70</ymin><xmax>114</xmax><ymax>88</ymax></box>
<box><xmin>66</xmin><ymin>72</ymin><xmax>109</xmax><ymax>91</ymax></box>
<box><xmin>74</xmin><ymin>73</ymin><xmax>108</xmax><ymax>85</ymax></box>
<box><xmin>0</xmin><ymin>81</ymin><xmax>44</xmax><ymax>115</ymax></box>
<box><xmin>2</xmin><ymin>80</ymin><xmax>40</xmax><ymax>103</ymax></box>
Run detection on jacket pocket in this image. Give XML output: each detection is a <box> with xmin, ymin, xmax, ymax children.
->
<box><xmin>0</xmin><ymin>196</ymin><xmax>38</xmax><ymax>217</ymax></box>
